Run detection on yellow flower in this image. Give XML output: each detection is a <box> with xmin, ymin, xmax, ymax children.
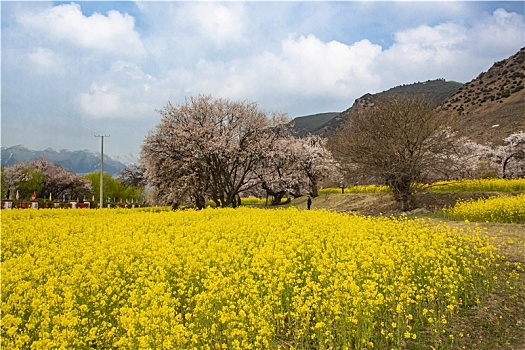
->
<box><xmin>1</xmin><ymin>207</ymin><xmax>501</xmax><ymax>348</ymax></box>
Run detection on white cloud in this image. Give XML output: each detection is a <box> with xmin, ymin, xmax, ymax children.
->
<box><xmin>178</xmin><ymin>2</ymin><xmax>247</xmax><ymax>47</ymax></box>
<box><xmin>111</xmin><ymin>61</ymin><xmax>152</xmax><ymax>81</ymax></box>
<box><xmin>78</xmin><ymin>61</ymin><xmax>160</xmax><ymax>120</ymax></box>
<box><xmin>3</xmin><ymin>2</ymin><xmax>524</xmax><ymax>156</ymax></box>
<box><xmin>372</xmin><ymin>8</ymin><xmax>524</xmax><ymax>87</ymax></box>
<box><xmin>375</xmin><ymin>22</ymin><xmax>470</xmax><ymax>84</ymax></box>
<box><xmin>75</xmin><ymin>7</ymin><xmax>524</xmax><ymax>121</ymax></box>
<box><xmin>155</xmin><ymin>34</ymin><xmax>383</xmax><ymax>117</ymax></box>
<box><xmin>80</xmin><ymin>84</ymin><xmax>120</xmax><ymax>118</ymax></box>
<box><xmin>28</xmin><ymin>47</ymin><xmax>63</xmax><ymax>74</ymax></box>
<box><xmin>470</xmin><ymin>8</ymin><xmax>525</xmax><ymax>53</ymax></box>
<box><xmin>277</xmin><ymin>35</ymin><xmax>382</xmax><ymax>93</ymax></box>
<box><xmin>18</xmin><ymin>3</ymin><xmax>145</xmax><ymax>57</ymax></box>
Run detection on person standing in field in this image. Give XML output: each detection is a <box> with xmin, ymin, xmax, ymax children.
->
<box><xmin>307</xmin><ymin>195</ymin><xmax>312</xmax><ymax>210</ymax></box>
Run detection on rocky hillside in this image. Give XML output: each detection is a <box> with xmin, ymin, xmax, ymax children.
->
<box><xmin>441</xmin><ymin>47</ymin><xmax>525</xmax><ymax>145</ymax></box>
<box><xmin>295</xmin><ymin>48</ymin><xmax>524</xmax><ymax>145</ymax></box>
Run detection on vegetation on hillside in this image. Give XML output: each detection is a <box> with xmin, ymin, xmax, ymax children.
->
<box><xmin>445</xmin><ymin>48</ymin><xmax>525</xmax><ymax>116</ymax></box>
<box><xmin>374</xmin><ymin>78</ymin><xmax>462</xmax><ymax>106</ymax></box>
<box><xmin>312</xmin><ymin>79</ymin><xmax>463</xmax><ymax>137</ymax></box>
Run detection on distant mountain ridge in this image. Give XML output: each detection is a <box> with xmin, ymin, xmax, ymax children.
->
<box><xmin>290</xmin><ymin>112</ymin><xmax>340</xmax><ymax>137</ymax></box>
<box><xmin>309</xmin><ymin>79</ymin><xmax>463</xmax><ymax>137</ymax></box>
<box><xmin>1</xmin><ymin>145</ymin><xmax>127</xmax><ymax>175</ymax></box>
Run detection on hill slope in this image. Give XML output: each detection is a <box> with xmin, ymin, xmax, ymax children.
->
<box><xmin>311</xmin><ymin>79</ymin><xmax>463</xmax><ymax>137</ymax></box>
<box><xmin>289</xmin><ymin>112</ymin><xmax>339</xmax><ymax>137</ymax></box>
<box><xmin>293</xmin><ymin>47</ymin><xmax>524</xmax><ymax>144</ymax></box>
<box><xmin>441</xmin><ymin>47</ymin><xmax>525</xmax><ymax>145</ymax></box>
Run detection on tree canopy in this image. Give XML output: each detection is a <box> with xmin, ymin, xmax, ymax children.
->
<box><xmin>330</xmin><ymin>96</ymin><xmax>460</xmax><ymax>211</ymax></box>
<box><xmin>84</xmin><ymin>172</ymin><xmax>145</xmax><ymax>203</ymax></box>
<box><xmin>141</xmin><ymin>95</ymin><xmax>336</xmax><ymax>208</ymax></box>
<box><xmin>3</xmin><ymin>157</ymin><xmax>92</xmax><ymax>200</ymax></box>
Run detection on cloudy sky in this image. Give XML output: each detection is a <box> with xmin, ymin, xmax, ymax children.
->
<box><xmin>2</xmin><ymin>1</ymin><xmax>524</xmax><ymax>159</ymax></box>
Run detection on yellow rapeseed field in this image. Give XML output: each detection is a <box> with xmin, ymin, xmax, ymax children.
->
<box><xmin>1</xmin><ymin>208</ymin><xmax>500</xmax><ymax>349</ymax></box>
<box><xmin>444</xmin><ymin>194</ymin><xmax>525</xmax><ymax>223</ymax></box>
<box><xmin>321</xmin><ymin>178</ymin><xmax>525</xmax><ymax>195</ymax></box>
<box><xmin>430</xmin><ymin>178</ymin><xmax>525</xmax><ymax>193</ymax></box>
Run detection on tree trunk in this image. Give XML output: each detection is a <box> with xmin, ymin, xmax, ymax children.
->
<box><xmin>310</xmin><ymin>178</ymin><xmax>319</xmax><ymax>197</ymax></box>
<box><xmin>271</xmin><ymin>191</ymin><xmax>287</xmax><ymax>205</ymax></box>
<box><xmin>195</xmin><ymin>194</ymin><xmax>206</xmax><ymax>210</ymax></box>
<box><xmin>387</xmin><ymin>174</ymin><xmax>415</xmax><ymax>211</ymax></box>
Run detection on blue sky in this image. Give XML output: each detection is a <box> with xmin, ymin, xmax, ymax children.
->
<box><xmin>2</xmin><ymin>1</ymin><xmax>524</xmax><ymax>159</ymax></box>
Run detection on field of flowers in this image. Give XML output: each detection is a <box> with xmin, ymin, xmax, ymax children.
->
<box><xmin>429</xmin><ymin>178</ymin><xmax>525</xmax><ymax>193</ymax></box>
<box><xmin>320</xmin><ymin>178</ymin><xmax>525</xmax><ymax>195</ymax></box>
<box><xmin>2</xmin><ymin>208</ymin><xmax>500</xmax><ymax>349</ymax></box>
<box><xmin>443</xmin><ymin>193</ymin><xmax>525</xmax><ymax>224</ymax></box>
<box><xmin>319</xmin><ymin>185</ymin><xmax>390</xmax><ymax>195</ymax></box>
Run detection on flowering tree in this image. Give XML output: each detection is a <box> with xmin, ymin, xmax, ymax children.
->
<box><xmin>496</xmin><ymin>132</ymin><xmax>525</xmax><ymax>178</ymax></box>
<box><xmin>248</xmin><ymin>133</ymin><xmax>337</xmax><ymax>203</ymax></box>
<box><xmin>451</xmin><ymin>132</ymin><xmax>525</xmax><ymax>179</ymax></box>
<box><xmin>251</xmin><ymin>135</ymin><xmax>305</xmax><ymax>204</ymax></box>
<box><xmin>141</xmin><ymin>95</ymin><xmax>339</xmax><ymax>208</ymax></box>
<box><xmin>3</xmin><ymin>157</ymin><xmax>92</xmax><ymax>200</ymax></box>
<box><xmin>118</xmin><ymin>164</ymin><xmax>146</xmax><ymax>188</ymax></box>
<box><xmin>422</xmin><ymin>132</ymin><xmax>525</xmax><ymax>180</ymax></box>
<box><xmin>294</xmin><ymin>135</ymin><xmax>337</xmax><ymax>197</ymax></box>
<box><xmin>141</xmin><ymin>95</ymin><xmax>288</xmax><ymax>208</ymax></box>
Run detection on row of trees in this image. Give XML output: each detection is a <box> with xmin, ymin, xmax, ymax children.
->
<box><xmin>3</xmin><ymin>95</ymin><xmax>522</xmax><ymax>211</ymax></box>
<box><xmin>2</xmin><ymin>158</ymin><xmax>92</xmax><ymax>201</ymax></box>
<box><xmin>141</xmin><ymin>95</ymin><xmax>523</xmax><ymax>211</ymax></box>
<box><xmin>141</xmin><ymin>95</ymin><xmax>336</xmax><ymax>209</ymax></box>
<box><xmin>1</xmin><ymin>158</ymin><xmax>145</xmax><ymax>203</ymax></box>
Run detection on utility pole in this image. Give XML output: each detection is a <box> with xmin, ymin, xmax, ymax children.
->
<box><xmin>95</xmin><ymin>135</ymin><xmax>110</xmax><ymax>208</ymax></box>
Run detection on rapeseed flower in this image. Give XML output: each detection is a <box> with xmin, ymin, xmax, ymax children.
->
<box><xmin>1</xmin><ymin>207</ymin><xmax>499</xmax><ymax>349</ymax></box>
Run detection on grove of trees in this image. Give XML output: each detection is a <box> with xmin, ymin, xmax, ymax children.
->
<box><xmin>2</xmin><ymin>158</ymin><xmax>92</xmax><ymax>201</ymax></box>
<box><xmin>3</xmin><ymin>95</ymin><xmax>522</xmax><ymax>212</ymax></box>
<box><xmin>84</xmin><ymin>171</ymin><xmax>145</xmax><ymax>204</ymax></box>
<box><xmin>1</xmin><ymin>158</ymin><xmax>146</xmax><ymax>204</ymax></box>
<box><xmin>141</xmin><ymin>95</ymin><xmax>337</xmax><ymax>208</ymax></box>
<box><xmin>141</xmin><ymin>94</ymin><xmax>524</xmax><ymax>210</ymax></box>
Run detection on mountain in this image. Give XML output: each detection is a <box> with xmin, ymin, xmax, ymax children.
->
<box><xmin>112</xmin><ymin>153</ymin><xmax>140</xmax><ymax>166</ymax></box>
<box><xmin>290</xmin><ymin>112</ymin><xmax>339</xmax><ymax>137</ymax></box>
<box><xmin>440</xmin><ymin>47</ymin><xmax>525</xmax><ymax>145</ymax></box>
<box><xmin>1</xmin><ymin>145</ymin><xmax>127</xmax><ymax>175</ymax></box>
<box><xmin>291</xmin><ymin>48</ymin><xmax>524</xmax><ymax>145</ymax></box>
<box><xmin>309</xmin><ymin>79</ymin><xmax>463</xmax><ymax>137</ymax></box>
